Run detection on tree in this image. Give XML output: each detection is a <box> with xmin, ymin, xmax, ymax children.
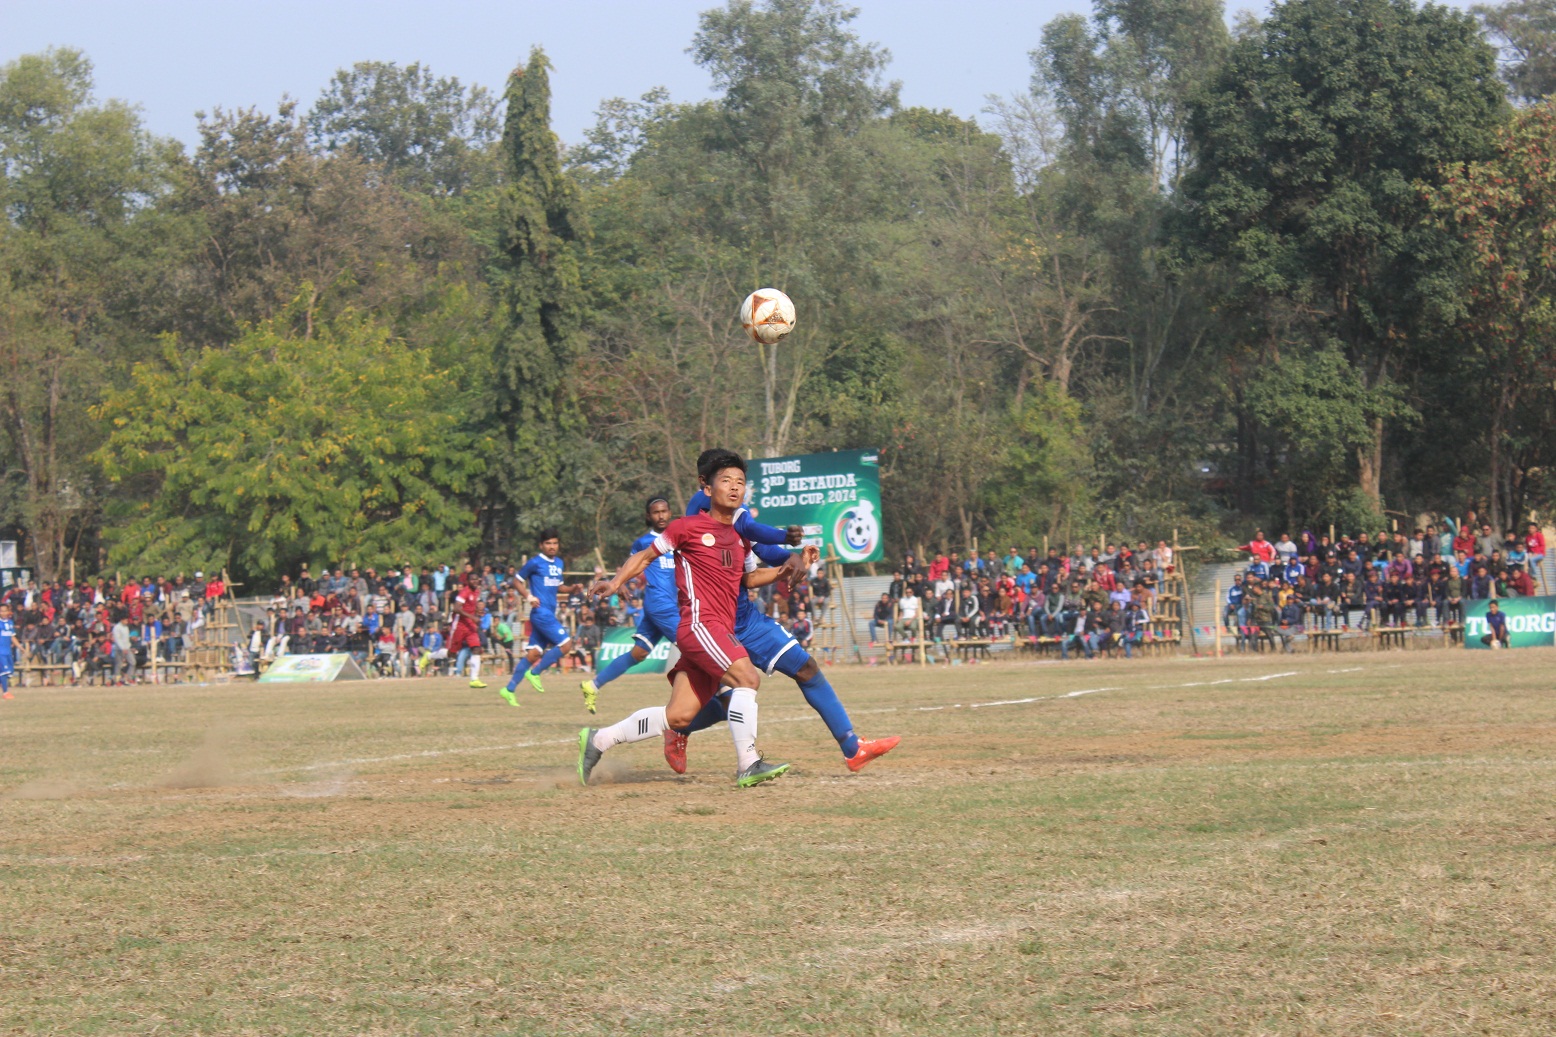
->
<box><xmin>308</xmin><ymin>61</ymin><xmax>501</xmax><ymax>196</ymax></box>
<box><xmin>1036</xmin><ymin>0</ymin><xmax>1229</xmax><ymax>187</ymax></box>
<box><xmin>1427</xmin><ymin>102</ymin><xmax>1556</xmax><ymax>529</ymax></box>
<box><xmin>1474</xmin><ymin>0</ymin><xmax>1556</xmax><ymax>103</ymax></box>
<box><xmin>92</xmin><ymin>297</ymin><xmax>483</xmax><ymax>581</ymax></box>
<box><xmin>1181</xmin><ymin>0</ymin><xmax>1507</xmax><ymax>509</ymax></box>
<box><xmin>0</xmin><ymin>48</ymin><xmax>182</xmax><ymax>579</ymax></box>
<box><xmin>488</xmin><ymin>48</ymin><xmax>591</xmax><ymax>547</ymax></box>
<box><xmin>170</xmin><ymin>101</ymin><xmax>481</xmax><ymax>349</ymax></box>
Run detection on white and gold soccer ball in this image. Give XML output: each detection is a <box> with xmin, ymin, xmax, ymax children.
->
<box><xmin>739</xmin><ymin>288</ymin><xmax>796</xmax><ymax>345</ymax></box>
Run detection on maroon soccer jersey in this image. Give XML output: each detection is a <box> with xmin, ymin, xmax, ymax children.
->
<box><xmin>654</xmin><ymin>513</ymin><xmax>749</xmax><ymax>630</ymax></box>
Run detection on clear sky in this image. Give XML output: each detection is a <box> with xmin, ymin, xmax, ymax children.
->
<box><xmin>4</xmin><ymin>0</ymin><xmax>1080</xmax><ymax>149</ymax></box>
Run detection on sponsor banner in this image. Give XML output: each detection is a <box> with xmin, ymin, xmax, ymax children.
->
<box><xmin>258</xmin><ymin>653</ymin><xmax>368</xmax><ymax>681</ymax></box>
<box><xmin>1463</xmin><ymin>596</ymin><xmax>1556</xmax><ymax>649</ymax></box>
<box><xmin>596</xmin><ymin>626</ymin><xmax>673</xmax><ymax>674</ymax></box>
<box><xmin>749</xmin><ymin>449</ymin><xmax>883</xmax><ymax>564</ymax></box>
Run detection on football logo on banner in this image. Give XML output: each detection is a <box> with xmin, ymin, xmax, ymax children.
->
<box><xmin>833</xmin><ymin>500</ymin><xmax>880</xmax><ymax>563</ymax></box>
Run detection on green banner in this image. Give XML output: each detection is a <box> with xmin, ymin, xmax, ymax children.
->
<box><xmin>750</xmin><ymin>449</ymin><xmax>883</xmax><ymax>564</ymax></box>
<box><xmin>596</xmin><ymin>626</ymin><xmax>672</xmax><ymax>674</ymax></box>
<box><xmin>1463</xmin><ymin>596</ymin><xmax>1556</xmax><ymax>648</ymax></box>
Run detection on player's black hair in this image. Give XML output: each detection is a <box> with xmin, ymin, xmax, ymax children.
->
<box><xmin>697</xmin><ymin>449</ymin><xmax>746</xmax><ymax>486</ymax></box>
<box><xmin>644</xmin><ymin>495</ymin><xmax>671</xmax><ymax>513</ymax></box>
<box><xmin>536</xmin><ymin>528</ymin><xmax>560</xmax><ymax>545</ymax></box>
<box><xmin>694</xmin><ymin>448</ymin><xmax>721</xmax><ymax>471</ymax></box>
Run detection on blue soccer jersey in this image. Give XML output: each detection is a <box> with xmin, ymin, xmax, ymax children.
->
<box><xmin>0</xmin><ymin>616</ymin><xmax>13</xmax><ymax>677</ymax></box>
<box><xmin>630</xmin><ymin>528</ymin><xmax>682</xmax><ymax>650</ymax></box>
<box><xmin>518</xmin><ymin>553</ymin><xmax>565</xmax><ymax>615</ymax></box>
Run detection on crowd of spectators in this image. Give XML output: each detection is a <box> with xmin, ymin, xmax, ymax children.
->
<box><xmin>0</xmin><ymin>572</ymin><xmax>228</xmax><ymax>684</ymax></box>
<box><xmin>869</xmin><ymin>542</ymin><xmax>1176</xmax><ymax>660</ymax></box>
<box><xmin>1223</xmin><ymin>517</ymin><xmax>1547</xmax><ymax>651</ymax></box>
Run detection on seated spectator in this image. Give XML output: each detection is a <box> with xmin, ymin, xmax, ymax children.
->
<box><xmin>791</xmin><ymin>607</ymin><xmax>813</xmax><ymax>650</ymax></box>
<box><xmin>870</xmin><ymin>593</ymin><xmax>894</xmax><ymax>645</ymax></box>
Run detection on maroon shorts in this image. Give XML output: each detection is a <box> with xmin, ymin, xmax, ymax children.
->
<box><xmin>449</xmin><ymin>620</ymin><xmax>482</xmax><ymax>652</ymax></box>
<box><xmin>668</xmin><ymin>619</ymin><xmax>746</xmax><ymax>703</ymax></box>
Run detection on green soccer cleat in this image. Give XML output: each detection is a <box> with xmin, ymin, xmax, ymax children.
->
<box><xmin>469</xmin><ymin>679</ymin><xmax>487</xmax><ymax>689</ymax></box>
<box><xmin>525</xmin><ymin>670</ymin><xmax>545</xmax><ymax>694</ymax></box>
<box><xmin>580</xmin><ymin>679</ymin><xmax>598</xmax><ymax>714</ymax></box>
<box><xmin>577</xmin><ymin>727</ymin><xmax>603</xmax><ymax>785</ymax></box>
<box><xmin>498</xmin><ymin>687</ymin><xmax>518</xmax><ymax>707</ymax></box>
<box><xmin>735</xmin><ymin>758</ymin><xmax>791</xmax><ymax>788</ymax></box>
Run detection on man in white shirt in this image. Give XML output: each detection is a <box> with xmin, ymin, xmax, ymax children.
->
<box><xmin>898</xmin><ymin>587</ymin><xmax>921</xmax><ymax>636</ymax></box>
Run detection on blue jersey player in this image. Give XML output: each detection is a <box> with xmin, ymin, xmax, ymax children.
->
<box><xmin>581</xmin><ymin>493</ymin><xmax>801</xmax><ymax>713</ymax></box>
<box><xmin>501</xmin><ymin>529</ymin><xmax>571</xmax><ymax>705</ymax></box>
<box><xmin>664</xmin><ymin>480</ymin><xmax>899</xmax><ymax>774</ymax></box>
<box><xmin>0</xmin><ymin>601</ymin><xmax>13</xmax><ymax>699</ymax></box>
<box><xmin>579</xmin><ymin>496</ymin><xmax>678</xmax><ymax>713</ymax></box>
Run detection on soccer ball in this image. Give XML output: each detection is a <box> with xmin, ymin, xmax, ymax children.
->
<box><xmin>739</xmin><ymin>288</ymin><xmax>796</xmax><ymax>345</ymax></box>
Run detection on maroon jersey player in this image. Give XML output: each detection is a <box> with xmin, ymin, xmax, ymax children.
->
<box><xmin>580</xmin><ymin>449</ymin><xmax>804</xmax><ymax>788</ymax></box>
<box><xmin>449</xmin><ymin>573</ymin><xmax>487</xmax><ymax>689</ymax></box>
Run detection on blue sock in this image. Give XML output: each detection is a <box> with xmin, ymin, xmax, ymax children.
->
<box><xmin>505</xmin><ymin>657</ymin><xmax>530</xmax><ymax>692</ymax></box>
<box><xmin>530</xmin><ymin>645</ymin><xmax>563</xmax><ymax>676</ymax></box>
<box><xmin>593</xmin><ymin>650</ymin><xmax>638</xmax><ymax>689</ymax></box>
<box><xmin>796</xmin><ymin>670</ymin><xmax>858</xmax><ymax>758</ymax></box>
<box><xmin>678</xmin><ymin>693</ymin><xmax>729</xmax><ymax>735</ymax></box>
<box><xmin>454</xmin><ymin>648</ymin><xmax>470</xmax><ymax>677</ymax></box>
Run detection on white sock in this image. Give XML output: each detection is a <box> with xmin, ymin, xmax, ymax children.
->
<box><xmin>469</xmin><ymin>656</ymin><xmax>482</xmax><ymax>681</ymax></box>
<box><xmin>726</xmin><ymin>688</ymin><xmax>760</xmax><ymax>770</ymax></box>
<box><xmin>592</xmin><ymin>707</ymin><xmax>667</xmax><ymax>752</ymax></box>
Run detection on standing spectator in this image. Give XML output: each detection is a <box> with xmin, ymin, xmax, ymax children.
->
<box><xmin>111</xmin><ymin>614</ymin><xmax>135</xmax><ymax>685</ymax></box>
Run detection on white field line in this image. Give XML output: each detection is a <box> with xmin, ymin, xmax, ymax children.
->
<box><xmin>243</xmin><ymin>669</ymin><xmax>1305</xmax><ymax>779</ymax></box>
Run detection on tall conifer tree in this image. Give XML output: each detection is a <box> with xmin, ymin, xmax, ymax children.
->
<box><xmin>490</xmin><ymin>47</ymin><xmax>589</xmax><ymax>542</ymax></box>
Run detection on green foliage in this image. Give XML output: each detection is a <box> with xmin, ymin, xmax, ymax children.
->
<box><xmin>1474</xmin><ymin>0</ymin><xmax>1556</xmax><ymax>103</ymax></box>
<box><xmin>488</xmin><ymin>48</ymin><xmax>591</xmax><ymax>542</ymax></box>
<box><xmin>982</xmin><ymin>383</ymin><xmax>1094</xmax><ymax>548</ymax></box>
<box><xmin>307</xmin><ymin>61</ymin><xmax>501</xmax><ymax>196</ymax></box>
<box><xmin>0</xmin><ymin>48</ymin><xmax>183</xmax><ymax>578</ymax></box>
<box><xmin>93</xmin><ymin>296</ymin><xmax>484</xmax><ymax>581</ymax></box>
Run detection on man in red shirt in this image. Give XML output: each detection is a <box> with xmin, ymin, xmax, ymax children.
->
<box><xmin>580</xmin><ymin>450</ymin><xmax>801</xmax><ymax>788</ymax></box>
<box><xmin>1240</xmin><ymin>530</ymin><xmax>1277</xmax><ymax>564</ymax></box>
<box><xmin>449</xmin><ymin>573</ymin><xmax>487</xmax><ymax>689</ymax></box>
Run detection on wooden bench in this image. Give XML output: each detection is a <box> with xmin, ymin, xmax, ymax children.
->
<box><xmin>952</xmin><ymin>639</ymin><xmax>992</xmax><ymax>661</ymax></box>
<box><xmin>888</xmin><ymin>639</ymin><xmax>925</xmax><ymax>664</ymax></box>
<box><xmin>1016</xmin><ymin>636</ymin><xmax>1062</xmax><ymax>658</ymax></box>
<box><xmin>1307</xmin><ymin>630</ymin><xmax>1343</xmax><ymax>652</ymax></box>
<box><xmin>16</xmin><ymin>661</ymin><xmax>73</xmax><ymax>687</ymax></box>
<box><xmin>1374</xmin><ymin>628</ymin><xmax>1409</xmax><ymax>650</ymax></box>
<box><xmin>1134</xmin><ymin>633</ymin><xmax>1181</xmax><ymax>657</ymax></box>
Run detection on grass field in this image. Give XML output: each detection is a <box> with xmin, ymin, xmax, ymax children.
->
<box><xmin>3</xmin><ymin>651</ymin><xmax>1556</xmax><ymax>1036</ymax></box>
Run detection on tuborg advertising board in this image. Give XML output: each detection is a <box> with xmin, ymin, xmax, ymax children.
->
<box><xmin>1463</xmin><ymin>595</ymin><xmax>1556</xmax><ymax>648</ymax></box>
<box><xmin>749</xmin><ymin>449</ymin><xmax>883</xmax><ymax>564</ymax></box>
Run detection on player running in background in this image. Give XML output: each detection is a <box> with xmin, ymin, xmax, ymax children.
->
<box><xmin>667</xmin><ymin>477</ymin><xmax>899</xmax><ymax>774</ymax></box>
<box><xmin>0</xmin><ymin>601</ymin><xmax>13</xmax><ymax>699</ymax></box>
<box><xmin>579</xmin><ymin>450</ymin><xmax>793</xmax><ymax>788</ymax></box>
<box><xmin>502</xmin><ymin>529</ymin><xmax>570</xmax><ymax>704</ymax></box>
<box><xmin>580</xmin><ymin>491</ymin><xmax>801</xmax><ymax>714</ymax></box>
<box><xmin>449</xmin><ymin>572</ymin><xmax>487</xmax><ymax>689</ymax></box>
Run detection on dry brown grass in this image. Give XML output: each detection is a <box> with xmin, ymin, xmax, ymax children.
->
<box><xmin>3</xmin><ymin>650</ymin><xmax>1556</xmax><ymax>1035</ymax></box>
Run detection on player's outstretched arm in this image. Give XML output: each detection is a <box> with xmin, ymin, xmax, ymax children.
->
<box><xmin>598</xmin><ymin>546</ymin><xmax>659</xmax><ymax>599</ymax></box>
<box><xmin>744</xmin><ymin>545</ymin><xmax>819</xmax><ymax>589</ymax></box>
